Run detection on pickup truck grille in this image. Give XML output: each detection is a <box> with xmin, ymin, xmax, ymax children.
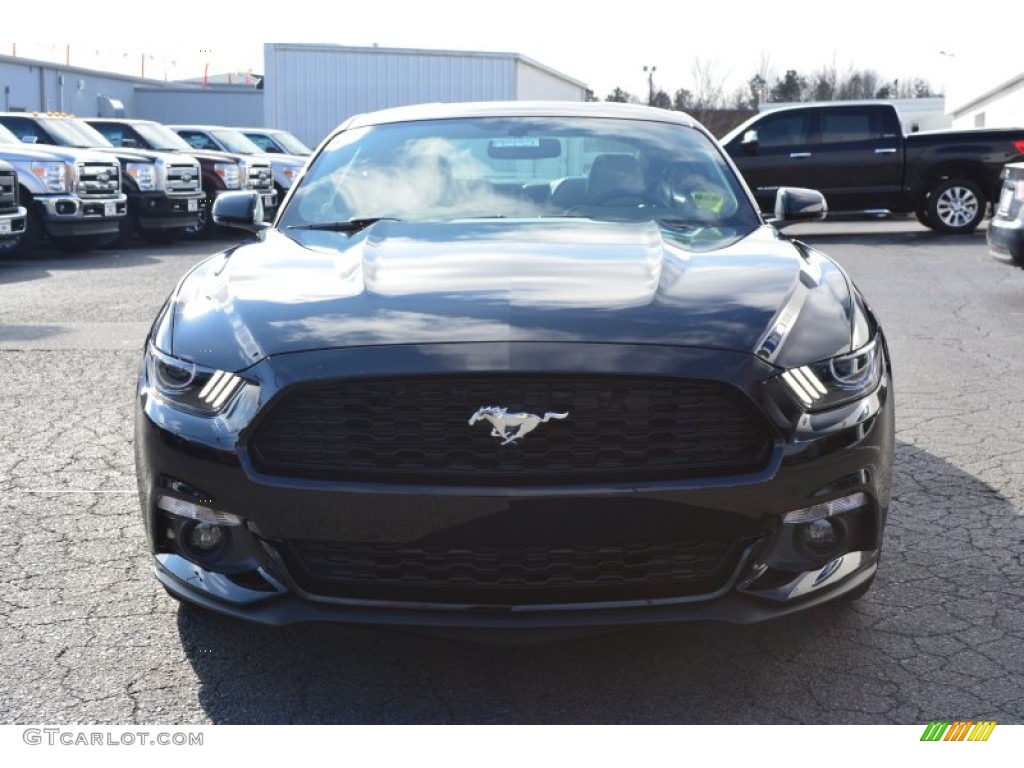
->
<box><xmin>249</xmin><ymin>374</ymin><xmax>774</xmax><ymax>485</ymax></box>
<box><xmin>247</xmin><ymin>163</ymin><xmax>273</xmax><ymax>191</ymax></box>
<box><xmin>77</xmin><ymin>162</ymin><xmax>120</xmax><ymax>198</ymax></box>
<box><xmin>0</xmin><ymin>167</ymin><xmax>17</xmax><ymax>213</ymax></box>
<box><xmin>165</xmin><ymin>163</ymin><xmax>201</xmax><ymax>195</ymax></box>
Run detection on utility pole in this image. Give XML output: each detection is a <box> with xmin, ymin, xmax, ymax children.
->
<box><xmin>643</xmin><ymin>65</ymin><xmax>657</xmax><ymax>106</ymax></box>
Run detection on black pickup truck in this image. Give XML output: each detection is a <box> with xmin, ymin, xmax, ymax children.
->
<box><xmin>721</xmin><ymin>102</ymin><xmax>1024</xmax><ymax>233</ymax></box>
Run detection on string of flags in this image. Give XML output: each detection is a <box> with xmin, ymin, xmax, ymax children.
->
<box><xmin>1</xmin><ymin>42</ymin><xmax>257</xmax><ymax>86</ymax></box>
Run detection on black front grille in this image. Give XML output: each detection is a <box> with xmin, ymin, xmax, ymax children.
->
<box><xmin>249</xmin><ymin>375</ymin><xmax>774</xmax><ymax>484</ymax></box>
<box><xmin>283</xmin><ymin>537</ymin><xmax>741</xmax><ymax>604</ymax></box>
<box><xmin>77</xmin><ymin>162</ymin><xmax>120</xmax><ymax>198</ymax></box>
<box><xmin>0</xmin><ymin>169</ymin><xmax>16</xmax><ymax>212</ymax></box>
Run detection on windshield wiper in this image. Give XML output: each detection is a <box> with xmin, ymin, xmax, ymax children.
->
<box><xmin>655</xmin><ymin>217</ymin><xmax>702</xmax><ymax>232</ymax></box>
<box><xmin>289</xmin><ymin>217</ymin><xmax>399</xmax><ymax>233</ymax></box>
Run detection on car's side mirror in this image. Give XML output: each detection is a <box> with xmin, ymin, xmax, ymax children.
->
<box><xmin>767</xmin><ymin>187</ymin><xmax>827</xmax><ymax>229</ymax></box>
<box><xmin>212</xmin><ymin>191</ymin><xmax>270</xmax><ymax>233</ymax></box>
<box><xmin>741</xmin><ymin>130</ymin><xmax>759</xmax><ymax>155</ymax></box>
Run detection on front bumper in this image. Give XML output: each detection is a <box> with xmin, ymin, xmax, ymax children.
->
<box><xmin>135</xmin><ymin>342</ymin><xmax>894</xmax><ymax>632</ymax></box>
<box><xmin>0</xmin><ymin>206</ymin><xmax>26</xmax><ymax>239</ymax></box>
<box><xmin>36</xmin><ymin>193</ymin><xmax>127</xmax><ymax>237</ymax></box>
<box><xmin>130</xmin><ymin>190</ymin><xmax>204</xmax><ymax>231</ymax></box>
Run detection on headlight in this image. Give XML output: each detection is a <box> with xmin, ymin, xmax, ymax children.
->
<box><xmin>779</xmin><ymin>338</ymin><xmax>883</xmax><ymax>412</ymax></box>
<box><xmin>31</xmin><ymin>161</ymin><xmax>67</xmax><ymax>193</ymax></box>
<box><xmin>145</xmin><ymin>344</ymin><xmax>254</xmax><ymax>415</ymax></box>
<box><xmin>126</xmin><ymin>162</ymin><xmax>156</xmax><ymax>191</ymax></box>
<box><xmin>214</xmin><ymin>162</ymin><xmax>241</xmax><ymax>190</ymax></box>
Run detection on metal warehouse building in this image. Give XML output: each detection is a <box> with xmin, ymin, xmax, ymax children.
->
<box><xmin>263</xmin><ymin>43</ymin><xmax>589</xmax><ymax>148</ymax></box>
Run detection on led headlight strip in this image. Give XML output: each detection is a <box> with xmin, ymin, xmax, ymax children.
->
<box><xmin>198</xmin><ymin>370</ymin><xmax>243</xmax><ymax>409</ymax></box>
<box><xmin>781</xmin><ymin>366</ymin><xmax>827</xmax><ymax>407</ymax></box>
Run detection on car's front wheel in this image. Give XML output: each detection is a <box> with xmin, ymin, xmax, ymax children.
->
<box><xmin>924</xmin><ymin>178</ymin><xmax>986</xmax><ymax>234</ymax></box>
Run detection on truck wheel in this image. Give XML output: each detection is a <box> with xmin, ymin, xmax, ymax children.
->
<box><xmin>182</xmin><ymin>206</ymin><xmax>211</xmax><ymax>240</ymax></box>
<box><xmin>913</xmin><ymin>205</ymin><xmax>931</xmax><ymax>227</ymax></box>
<box><xmin>0</xmin><ymin>204</ymin><xmax>43</xmax><ymax>258</ymax></box>
<box><xmin>925</xmin><ymin>179</ymin><xmax>985</xmax><ymax>234</ymax></box>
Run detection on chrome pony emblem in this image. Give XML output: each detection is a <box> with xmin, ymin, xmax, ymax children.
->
<box><xmin>468</xmin><ymin>406</ymin><xmax>569</xmax><ymax>446</ymax></box>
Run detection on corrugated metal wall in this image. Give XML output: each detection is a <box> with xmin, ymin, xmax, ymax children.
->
<box><xmin>515</xmin><ymin>60</ymin><xmax>587</xmax><ymax>101</ymax></box>
<box><xmin>264</xmin><ymin>44</ymin><xmax>585</xmax><ymax>148</ymax></box>
<box><xmin>135</xmin><ymin>87</ymin><xmax>263</xmax><ymax>127</ymax></box>
<box><xmin>0</xmin><ymin>56</ymin><xmax>139</xmax><ymax>116</ymax></box>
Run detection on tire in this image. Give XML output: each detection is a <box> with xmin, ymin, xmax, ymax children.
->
<box><xmin>913</xmin><ymin>205</ymin><xmax>931</xmax><ymax>227</ymax></box>
<box><xmin>0</xmin><ymin>200</ymin><xmax>43</xmax><ymax>258</ymax></box>
<box><xmin>182</xmin><ymin>204</ymin><xmax>211</xmax><ymax>240</ymax></box>
<box><xmin>924</xmin><ymin>178</ymin><xmax>985</xmax><ymax>234</ymax></box>
<box><xmin>140</xmin><ymin>227</ymin><xmax>187</xmax><ymax>245</ymax></box>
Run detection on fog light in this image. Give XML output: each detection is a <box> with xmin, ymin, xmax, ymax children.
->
<box><xmin>189</xmin><ymin>522</ymin><xmax>225</xmax><ymax>551</ymax></box>
<box><xmin>803</xmin><ymin>518</ymin><xmax>839</xmax><ymax>551</ymax></box>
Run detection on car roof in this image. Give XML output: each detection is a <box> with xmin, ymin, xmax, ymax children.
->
<box><xmin>343</xmin><ymin>101</ymin><xmax>702</xmax><ymax>130</ymax></box>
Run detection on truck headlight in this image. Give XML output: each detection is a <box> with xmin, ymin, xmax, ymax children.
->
<box><xmin>31</xmin><ymin>161</ymin><xmax>67</xmax><ymax>193</ymax></box>
<box><xmin>214</xmin><ymin>162</ymin><xmax>240</xmax><ymax>190</ymax></box>
<box><xmin>126</xmin><ymin>162</ymin><xmax>156</xmax><ymax>191</ymax></box>
<box><xmin>779</xmin><ymin>337</ymin><xmax>884</xmax><ymax>411</ymax></box>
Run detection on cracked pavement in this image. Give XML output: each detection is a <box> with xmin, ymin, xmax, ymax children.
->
<box><xmin>0</xmin><ymin>221</ymin><xmax>1022</xmax><ymax>724</ymax></box>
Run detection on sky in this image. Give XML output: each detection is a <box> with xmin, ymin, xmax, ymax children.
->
<box><xmin>2</xmin><ymin>1</ymin><xmax>1003</xmax><ymax>109</ymax></box>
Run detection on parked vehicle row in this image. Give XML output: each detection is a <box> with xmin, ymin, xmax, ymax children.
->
<box><xmin>721</xmin><ymin>102</ymin><xmax>1024</xmax><ymax>234</ymax></box>
<box><xmin>170</xmin><ymin>125</ymin><xmax>305</xmax><ymax>199</ymax></box>
<box><xmin>0</xmin><ymin>122</ymin><xmax>127</xmax><ymax>257</ymax></box>
<box><xmin>87</xmin><ymin>119</ymin><xmax>278</xmax><ymax>241</ymax></box>
<box><xmin>0</xmin><ymin>114</ymin><xmax>303</xmax><ymax>257</ymax></box>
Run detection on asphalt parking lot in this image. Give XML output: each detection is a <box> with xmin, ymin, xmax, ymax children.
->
<box><xmin>1</xmin><ymin>218</ymin><xmax>1022</xmax><ymax>724</ymax></box>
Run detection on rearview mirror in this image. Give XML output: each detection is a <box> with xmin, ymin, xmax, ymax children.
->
<box><xmin>768</xmin><ymin>187</ymin><xmax>827</xmax><ymax>229</ymax></box>
<box><xmin>212</xmin><ymin>191</ymin><xmax>270</xmax><ymax>234</ymax></box>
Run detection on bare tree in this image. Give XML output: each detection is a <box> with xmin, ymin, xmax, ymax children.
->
<box><xmin>691</xmin><ymin>57</ymin><xmax>725</xmax><ymax>122</ymax></box>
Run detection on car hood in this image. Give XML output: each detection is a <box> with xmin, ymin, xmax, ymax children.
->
<box><xmin>167</xmin><ymin>219</ymin><xmax>861</xmax><ymax>371</ymax></box>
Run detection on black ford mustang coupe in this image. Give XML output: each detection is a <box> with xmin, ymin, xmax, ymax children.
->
<box><xmin>135</xmin><ymin>102</ymin><xmax>894</xmax><ymax>633</ymax></box>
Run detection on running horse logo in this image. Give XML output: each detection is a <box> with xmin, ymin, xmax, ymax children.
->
<box><xmin>468</xmin><ymin>406</ymin><xmax>569</xmax><ymax>446</ymax></box>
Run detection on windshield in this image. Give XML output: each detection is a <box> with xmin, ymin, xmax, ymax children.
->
<box><xmin>281</xmin><ymin>116</ymin><xmax>760</xmax><ymax>239</ymax></box>
<box><xmin>0</xmin><ymin>124</ymin><xmax>20</xmax><ymax>144</ymax></box>
<box><xmin>135</xmin><ymin>123</ymin><xmax>193</xmax><ymax>151</ymax></box>
<box><xmin>211</xmin><ymin>129</ymin><xmax>264</xmax><ymax>154</ymax></box>
<box><xmin>40</xmin><ymin>119</ymin><xmax>113</xmax><ymax>148</ymax></box>
<box><xmin>269</xmin><ymin>131</ymin><xmax>312</xmax><ymax>155</ymax></box>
